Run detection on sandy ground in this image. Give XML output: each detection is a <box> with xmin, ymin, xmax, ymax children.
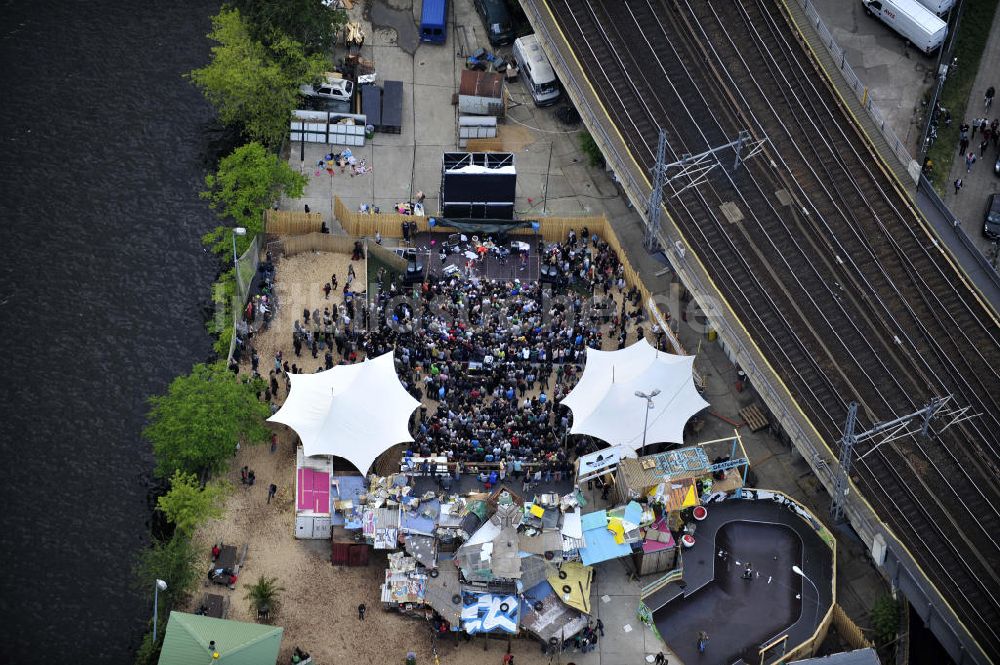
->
<box><xmin>188</xmin><ymin>248</ymin><xmax>654</xmax><ymax>664</ymax></box>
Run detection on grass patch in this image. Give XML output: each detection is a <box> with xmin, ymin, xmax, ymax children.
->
<box><xmin>924</xmin><ymin>0</ymin><xmax>1000</xmax><ymax>194</ymax></box>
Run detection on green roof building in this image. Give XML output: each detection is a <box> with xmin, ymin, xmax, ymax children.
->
<box><xmin>158</xmin><ymin>611</ymin><xmax>283</xmax><ymax>665</ymax></box>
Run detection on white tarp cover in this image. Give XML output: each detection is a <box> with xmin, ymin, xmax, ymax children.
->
<box><xmin>269</xmin><ymin>352</ymin><xmax>420</xmax><ymax>473</ymax></box>
<box><xmin>560</xmin><ymin>339</ymin><xmax>709</xmax><ymax>449</ymax></box>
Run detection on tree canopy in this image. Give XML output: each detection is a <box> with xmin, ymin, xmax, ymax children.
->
<box><xmin>189</xmin><ymin>8</ymin><xmax>326</xmax><ymax>147</ymax></box>
<box><xmin>144</xmin><ymin>361</ymin><xmax>269</xmax><ymax>478</ymax></box>
<box><xmin>201</xmin><ymin>141</ymin><xmax>307</xmax><ymax>256</ymax></box>
<box><xmin>157</xmin><ymin>471</ymin><xmax>229</xmax><ymax>535</ymax></box>
<box><xmin>230</xmin><ymin>0</ymin><xmax>347</xmax><ymax>55</ymax></box>
<box><xmin>133</xmin><ymin>533</ymin><xmax>202</xmax><ymax>612</ymax></box>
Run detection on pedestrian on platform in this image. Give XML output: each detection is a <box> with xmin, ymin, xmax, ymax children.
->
<box><xmin>966</xmin><ymin>152</ymin><xmax>977</xmax><ymax>172</ymax></box>
<box><xmin>954</xmin><ymin>178</ymin><xmax>963</xmax><ymax>195</ymax></box>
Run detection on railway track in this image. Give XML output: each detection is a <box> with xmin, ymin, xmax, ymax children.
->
<box><xmin>546</xmin><ymin>0</ymin><xmax>1000</xmax><ymax>656</ymax></box>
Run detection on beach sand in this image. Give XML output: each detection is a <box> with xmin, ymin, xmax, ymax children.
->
<box><xmin>187</xmin><ymin>247</ymin><xmax>655</xmax><ymax>663</ymax></box>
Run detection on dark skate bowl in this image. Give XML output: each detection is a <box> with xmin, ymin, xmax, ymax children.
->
<box><xmin>652</xmin><ymin>497</ymin><xmax>835</xmax><ymax>665</ymax></box>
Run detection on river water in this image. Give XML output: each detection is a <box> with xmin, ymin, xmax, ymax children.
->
<box><xmin>0</xmin><ymin>1</ymin><xmax>222</xmax><ymax>661</ymax></box>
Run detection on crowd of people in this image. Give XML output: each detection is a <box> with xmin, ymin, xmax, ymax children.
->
<box><xmin>233</xmin><ymin>227</ymin><xmax>671</xmax><ymax>474</ymax></box>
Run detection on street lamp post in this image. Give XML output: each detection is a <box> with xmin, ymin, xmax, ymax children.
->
<box><xmin>634</xmin><ymin>389</ymin><xmax>661</xmax><ymax>457</ymax></box>
<box><xmin>153</xmin><ymin>579</ymin><xmax>168</xmax><ymax>643</ymax></box>
<box><xmin>792</xmin><ymin>565</ymin><xmax>820</xmax><ymax>630</ymax></box>
<box><xmin>232</xmin><ymin>227</ymin><xmax>247</xmax><ymax>301</ymax></box>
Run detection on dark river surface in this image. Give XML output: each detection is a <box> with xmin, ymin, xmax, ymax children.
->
<box><xmin>0</xmin><ymin>1</ymin><xmax>222</xmax><ymax>661</ymax></box>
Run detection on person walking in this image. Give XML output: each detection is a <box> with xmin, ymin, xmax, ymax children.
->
<box><xmin>954</xmin><ymin>178</ymin><xmax>964</xmax><ymax>195</ymax></box>
<box><xmin>654</xmin><ymin>653</ymin><xmax>668</xmax><ymax>665</ymax></box>
<box><xmin>981</xmin><ymin>138</ymin><xmax>990</xmax><ymax>157</ymax></box>
<box><xmin>358</xmin><ymin>603</ymin><xmax>366</xmax><ymax>620</ymax></box>
<box><xmin>697</xmin><ymin>630</ymin><xmax>709</xmax><ymax>653</ymax></box>
<box><xmin>986</xmin><ymin>85</ymin><xmax>995</xmax><ymax>111</ymax></box>
<box><xmin>595</xmin><ymin>618</ymin><xmax>604</xmax><ymax>637</ymax></box>
<box><xmin>966</xmin><ymin>152</ymin><xmax>977</xmax><ymax>173</ymax></box>
<box><xmin>267</xmin><ymin>483</ymin><xmax>277</xmax><ymax>503</ymax></box>
<box><xmin>959</xmin><ymin>133</ymin><xmax>969</xmax><ymax>156</ymax></box>
<box><xmin>972</xmin><ymin>117</ymin><xmax>981</xmax><ymax>139</ymax></box>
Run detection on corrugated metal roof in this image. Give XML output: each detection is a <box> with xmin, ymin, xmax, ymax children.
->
<box><xmin>490</xmin><ymin>526</ymin><xmax>522</xmax><ymax>579</ymax></box>
<box><xmin>157</xmin><ymin>611</ymin><xmax>282</xmax><ymax>665</ymax></box>
<box><xmin>424</xmin><ymin>559</ymin><xmax>464</xmax><ymax>625</ymax></box>
<box><xmin>789</xmin><ymin>648</ymin><xmax>880</xmax><ymax>665</ymax></box>
<box><xmin>518</xmin><ymin>530</ymin><xmax>564</xmax><ymax>555</ymax></box>
<box><xmin>459</xmin><ymin>69</ymin><xmax>503</xmax><ymax>98</ymax></box>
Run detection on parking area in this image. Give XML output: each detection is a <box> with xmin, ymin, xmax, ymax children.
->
<box><xmin>808</xmin><ymin>0</ymin><xmax>939</xmax><ymax>153</ymax></box>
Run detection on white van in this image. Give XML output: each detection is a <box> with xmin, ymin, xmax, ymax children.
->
<box><xmin>914</xmin><ymin>0</ymin><xmax>955</xmax><ymax>15</ymax></box>
<box><xmin>513</xmin><ymin>35</ymin><xmax>561</xmax><ymax>107</ymax></box>
<box><xmin>862</xmin><ymin>0</ymin><xmax>947</xmax><ymax>53</ymax></box>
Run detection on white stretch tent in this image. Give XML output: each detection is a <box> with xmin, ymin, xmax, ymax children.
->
<box><xmin>560</xmin><ymin>339</ymin><xmax>709</xmax><ymax>449</ymax></box>
<box><xmin>269</xmin><ymin>351</ymin><xmax>420</xmax><ymax>473</ymax></box>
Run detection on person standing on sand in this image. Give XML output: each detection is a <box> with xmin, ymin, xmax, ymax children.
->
<box><xmin>358</xmin><ymin>603</ymin><xmax>366</xmax><ymax>620</ymax></box>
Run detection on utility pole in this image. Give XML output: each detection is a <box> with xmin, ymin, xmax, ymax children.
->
<box><xmin>644</xmin><ymin>128</ymin><xmax>765</xmax><ymax>252</ymax></box>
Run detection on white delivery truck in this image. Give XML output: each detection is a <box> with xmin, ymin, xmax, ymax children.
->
<box><xmin>513</xmin><ymin>34</ymin><xmax>562</xmax><ymax>107</ymax></box>
<box><xmin>914</xmin><ymin>0</ymin><xmax>955</xmax><ymax>15</ymax></box>
<box><xmin>862</xmin><ymin>0</ymin><xmax>947</xmax><ymax>53</ymax></box>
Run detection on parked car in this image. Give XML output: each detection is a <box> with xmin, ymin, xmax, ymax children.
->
<box><xmin>984</xmin><ymin>193</ymin><xmax>1000</xmax><ymax>240</ymax></box>
<box><xmin>474</xmin><ymin>0</ymin><xmax>516</xmax><ymax>46</ymax></box>
<box><xmin>299</xmin><ymin>74</ymin><xmax>354</xmax><ymax>102</ymax></box>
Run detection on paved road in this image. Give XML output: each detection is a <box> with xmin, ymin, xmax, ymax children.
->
<box><xmin>940</xmin><ymin>5</ymin><xmax>1000</xmax><ymax>259</ymax></box>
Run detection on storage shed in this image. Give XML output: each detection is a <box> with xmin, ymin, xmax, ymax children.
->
<box><xmin>458</xmin><ymin>70</ymin><xmax>505</xmax><ymax>116</ymax></box>
<box><xmin>295</xmin><ymin>447</ymin><xmax>333</xmax><ymax>540</ymax></box>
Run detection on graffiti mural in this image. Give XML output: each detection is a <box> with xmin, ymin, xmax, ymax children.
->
<box><xmin>461</xmin><ymin>593</ymin><xmax>519</xmax><ymax>634</ymax></box>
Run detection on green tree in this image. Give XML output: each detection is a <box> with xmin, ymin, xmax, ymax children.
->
<box><xmin>189</xmin><ymin>8</ymin><xmax>326</xmax><ymax>147</ymax></box>
<box><xmin>157</xmin><ymin>471</ymin><xmax>230</xmax><ymax>535</ymax></box>
<box><xmin>201</xmin><ymin>141</ymin><xmax>308</xmax><ymax>257</ymax></box>
<box><xmin>134</xmin><ymin>533</ymin><xmax>202</xmax><ymax>619</ymax></box>
<box><xmin>871</xmin><ymin>594</ymin><xmax>900</xmax><ymax>645</ymax></box>
<box><xmin>580</xmin><ymin>131</ymin><xmax>605</xmax><ymax>167</ymax></box>
<box><xmin>132</xmin><ymin>534</ymin><xmax>201</xmax><ymax>665</ymax></box>
<box><xmin>244</xmin><ymin>574</ymin><xmax>286</xmax><ymax>618</ymax></box>
<box><xmin>231</xmin><ymin>0</ymin><xmax>348</xmax><ymax>55</ymax></box>
<box><xmin>144</xmin><ymin>361</ymin><xmax>269</xmax><ymax>477</ymax></box>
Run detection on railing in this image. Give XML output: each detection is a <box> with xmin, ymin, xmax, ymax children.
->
<box><xmin>917</xmin><ymin>1</ymin><xmax>966</xmax><ymax>163</ymax></box>
<box><xmin>226</xmin><ymin>233</ymin><xmax>263</xmax><ymax>363</ymax></box>
<box><xmin>787</xmin><ymin>0</ymin><xmax>920</xmax><ymax>181</ymax></box>
<box><xmin>917</xmin><ymin>174</ymin><xmax>1000</xmax><ymax>289</ymax></box>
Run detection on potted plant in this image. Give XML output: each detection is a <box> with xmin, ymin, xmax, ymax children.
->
<box><xmin>244</xmin><ymin>575</ymin><xmax>285</xmax><ymax>622</ymax></box>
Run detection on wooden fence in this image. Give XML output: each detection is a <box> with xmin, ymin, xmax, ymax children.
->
<box><xmin>265</xmin><ymin>209</ymin><xmax>324</xmax><ymax>235</ymax></box>
<box><xmin>833</xmin><ymin>603</ymin><xmax>875</xmax><ymax>651</ymax></box>
<box><xmin>366</xmin><ymin>240</ymin><xmax>408</xmax><ymax>273</ymax></box>
<box><xmin>281</xmin><ymin>232</ymin><xmax>357</xmax><ymax>257</ymax></box>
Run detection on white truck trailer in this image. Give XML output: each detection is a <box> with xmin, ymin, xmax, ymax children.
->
<box><xmin>862</xmin><ymin>0</ymin><xmax>948</xmax><ymax>53</ymax></box>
